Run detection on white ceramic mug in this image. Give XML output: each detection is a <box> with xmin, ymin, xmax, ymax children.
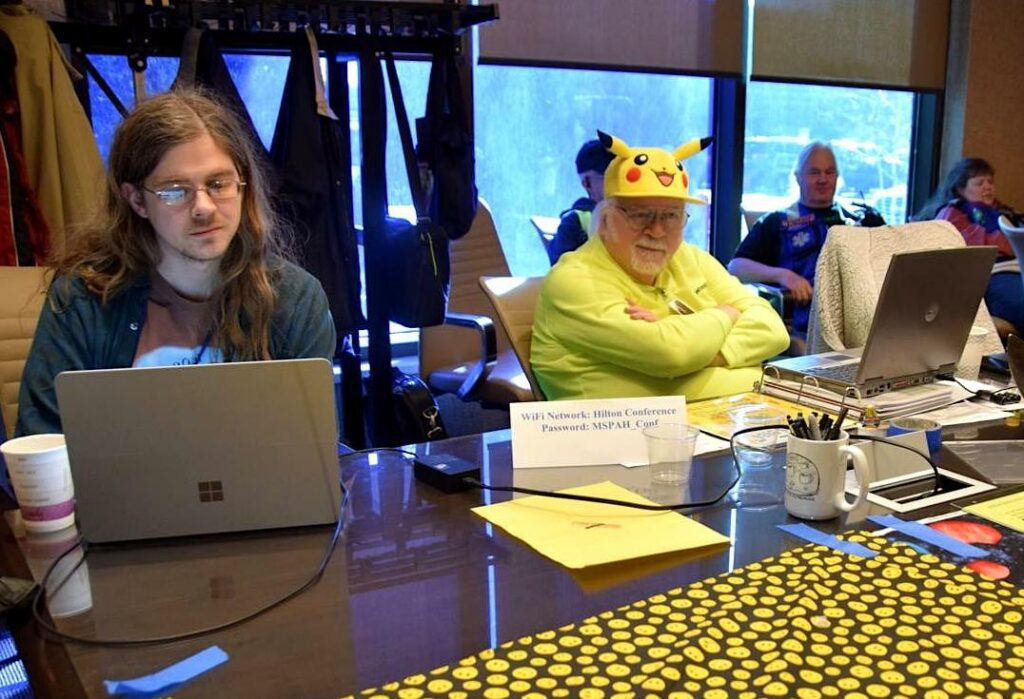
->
<box><xmin>1</xmin><ymin>434</ymin><xmax>76</xmax><ymax>533</ymax></box>
<box><xmin>784</xmin><ymin>433</ymin><xmax>873</xmax><ymax>520</ymax></box>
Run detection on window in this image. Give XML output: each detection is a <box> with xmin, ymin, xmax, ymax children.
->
<box><xmin>742</xmin><ymin>81</ymin><xmax>915</xmax><ymax>227</ymax></box>
<box><xmin>86</xmin><ymin>53</ymin><xmax>292</xmax><ymax>160</ymax></box>
<box><xmin>473</xmin><ymin>65</ymin><xmax>714</xmax><ymax>275</ymax></box>
<box><xmin>223</xmin><ymin>55</ymin><xmax>292</xmax><ymax>148</ymax></box>
<box><xmin>86</xmin><ymin>54</ymin><xmax>179</xmax><ymax>162</ymax></box>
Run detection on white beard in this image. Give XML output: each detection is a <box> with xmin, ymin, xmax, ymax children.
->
<box><xmin>630</xmin><ymin>237</ymin><xmax>669</xmax><ymax>277</ymax></box>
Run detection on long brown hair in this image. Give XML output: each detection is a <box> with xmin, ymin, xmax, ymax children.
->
<box><xmin>57</xmin><ymin>88</ymin><xmax>288</xmax><ymax>360</ymax></box>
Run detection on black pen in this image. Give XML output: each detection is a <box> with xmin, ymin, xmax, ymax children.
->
<box><xmin>794</xmin><ymin>417</ymin><xmax>810</xmax><ymax>439</ymax></box>
<box><xmin>830</xmin><ymin>407</ymin><xmax>849</xmax><ymax>440</ymax></box>
<box><xmin>818</xmin><ymin>414</ymin><xmax>833</xmax><ymax>436</ymax></box>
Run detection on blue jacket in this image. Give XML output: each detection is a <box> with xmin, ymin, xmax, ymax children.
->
<box><xmin>16</xmin><ymin>258</ymin><xmax>335</xmax><ymax>436</ymax></box>
<box><xmin>547</xmin><ymin>197</ymin><xmax>596</xmax><ymax>265</ymax></box>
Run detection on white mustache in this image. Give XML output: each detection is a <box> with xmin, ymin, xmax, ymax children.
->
<box><xmin>635</xmin><ymin>236</ymin><xmax>668</xmax><ymax>252</ymax></box>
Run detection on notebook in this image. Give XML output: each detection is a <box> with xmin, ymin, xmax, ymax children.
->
<box><xmin>767</xmin><ymin>246</ymin><xmax>997</xmax><ymax>397</ymax></box>
<box><xmin>55</xmin><ymin>358</ymin><xmax>341</xmax><ymax>543</ymax></box>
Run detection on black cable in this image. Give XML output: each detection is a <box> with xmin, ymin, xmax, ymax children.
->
<box><xmin>940</xmin><ymin>373</ymin><xmax>1020</xmax><ymax>403</ymax></box>
<box><xmin>464</xmin><ymin>427</ymin><xmax>788</xmax><ymax>511</ymax></box>
<box><xmin>849</xmin><ymin>433</ymin><xmax>941</xmax><ymax>496</ymax></box>
<box><xmin>466</xmin><ymin>475</ymin><xmax>738</xmax><ymax>511</ymax></box>
<box><xmin>29</xmin><ymin>446</ymin><xmax>390</xmax><ymax>647</ymax></box>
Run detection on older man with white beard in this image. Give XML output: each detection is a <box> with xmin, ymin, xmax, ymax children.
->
<box><xmin>530</xmin><ymin>132</ymin><xmax>789</xmax><ymax>401</ymax></box>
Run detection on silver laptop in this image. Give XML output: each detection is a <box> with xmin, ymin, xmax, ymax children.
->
<box><xmin>768</xmin><ymin>246</ymin><xmax>997</xmax><ymax>397</ymax></box>
<box><xmin>55</xmin><ymin>358</ymin><xmax>341</xmax><ymax>543</ymax></box>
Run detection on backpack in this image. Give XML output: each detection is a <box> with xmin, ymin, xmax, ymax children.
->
<box><xmin>391</xmin><ymin>369</ymin><xmax>448</xmax><ymax>443</ymax></box>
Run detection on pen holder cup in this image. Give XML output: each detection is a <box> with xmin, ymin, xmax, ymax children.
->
<box><xmin>784</xmin><ymin>433</ymin><xmax>874</xmax><ymax>520</ymax></box>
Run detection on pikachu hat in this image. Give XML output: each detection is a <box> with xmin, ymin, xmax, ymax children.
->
<box><xmin>598</xmin><ymin>130</ymin><xmax>713</xmax><ymax>204</ymax></box>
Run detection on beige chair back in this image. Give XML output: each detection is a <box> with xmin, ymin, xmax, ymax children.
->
<box><xmin>741</xmin><ymin>207</ymin><xmax>768</xmax><ymax>234</ymax></box>
<box><xmin>420</xmin><ymin>198</ymin><xmax>511</xmax><ymax>374</ymax></box>
<box><xmin>419</xmin><ymin>199</ymin><xmax>534</xmax><ymax>404</ymax></box>
<box><xmin>479</xmin><ymin>276</ymin><xmax>545</xmax><ymax>401</ymax></box>
<box><xmin>1</xmin><ymin>267</ymin><xmax>48</xmax><ymax>434</ymax></box>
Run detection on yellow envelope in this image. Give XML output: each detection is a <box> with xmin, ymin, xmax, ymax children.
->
<box><xmin>964</xmin><ymin>491</ymin><xmax>1024</xmax><ymax>534</ymax></box>
<box><xmin>473</xmin><ymin>481</ymin><xmax>730</xmax><ymax>569</ymax></box>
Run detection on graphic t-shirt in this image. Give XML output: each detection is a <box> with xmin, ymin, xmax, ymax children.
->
<box><xmin>733</xmin><ymin>202</ymin><xmax>856</xmax><ymax>334</ymax></box>
<box><xmin>133</xmin><ymin>273</ymin><xmax>224</xmax><ymax>367</ymax></box>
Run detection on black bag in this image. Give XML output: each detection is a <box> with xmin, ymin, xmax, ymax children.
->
<box><xmin>383</xmin><ymin>53</ymin><xmax>451</xmax><ymax>328</ymax></box>
<box><xmin>416</xmin><ymin>53</ymin><xmax>477</xmax><ymax>240</ymax></box>
<box><xmin>391</xmin><ymin>369</ymin><xmax>448</xmax><ymax>442</ymax></box>
<box><xmin>383</xmin><ymin>216</ymin><xmax>450</xmax><ymax>327</ymax></box>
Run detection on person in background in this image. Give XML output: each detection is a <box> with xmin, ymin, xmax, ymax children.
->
<box><xmin>915</xmin><ymin>157</ymin><xmax>1022</xmax><ymax>337</ymax></box>
<box><xmin>546</xmin><ymin>138</ymin><xmax>616</xmax><ymax>265</ymax></box>
<box><xmin>531</xmin><ymin>131</ymin><xmax>789</xmax><ymax>401</ymax></box>
<box><xmin>727</xmin><ymin>142</ymin><xmax>884</xmax><ymax>353</ymax></box>
<box><xmin>16</xmin><ymin>89</ymin><xmax>335</xmax><ymax>436</ymax></box>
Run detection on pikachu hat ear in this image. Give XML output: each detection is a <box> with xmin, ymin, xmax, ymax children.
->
<box><xmin>599</xmin><ymin>131</ymin><xmax>713</xmax><ymax>204</ymax></box>
<box><xmin>674</xmin><ymin>136</ymin><xmax>714</xmax><ymax>162</ymax></box>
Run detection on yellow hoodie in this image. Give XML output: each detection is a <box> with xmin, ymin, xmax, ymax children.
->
<box><xmin>531</xmin><ymin>237</ymin><xmax>789</xmax><ymax>401</ymax></box>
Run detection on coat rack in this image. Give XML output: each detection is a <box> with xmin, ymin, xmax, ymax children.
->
<box><xmin>50</xmin><ymin>0</ymin><xmax>499</xmax><ymax>448</ymax></box>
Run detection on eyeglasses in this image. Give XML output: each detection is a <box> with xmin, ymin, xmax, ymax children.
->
<box><xmin>141</xmin><ymin>179</ymin><xmax>247</xmax><ymax>207</ymax></box>
<box><xmin>614</xmin><ymin>205</ymin><xmax>687</xmax><ymax>232</ymax></box>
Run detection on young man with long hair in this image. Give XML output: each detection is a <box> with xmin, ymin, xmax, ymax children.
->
<box><xmin>16</xmin><ymin>89</ymin><xmax>334</xmax><ymax>436</ymax></box>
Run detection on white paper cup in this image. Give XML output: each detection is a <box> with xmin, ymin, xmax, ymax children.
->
<box><xmin>1</xmin><ymin>434</ymin><xmax>76</xmax><ymax>533</ymax></box>
<box><xmin>24</xmin><ymin>526</ymin><xmax>92</xmax><ymax>617</ymax></box>
<box><xmin>956</xmin><ymin>325</ymin><xmax>989</xmax><ymax>380</ymax></box>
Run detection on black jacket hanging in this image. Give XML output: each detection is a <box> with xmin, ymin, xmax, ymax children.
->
<box><xmin>381</xmin><ymin>50</ymin><xmax>450</xmax><ymax>328</ymax></box>
<box><xmin>416</xmin><ymin>53</ymin><xmax>477</xmax><ymax>241</ymax></box>
<box><xmin>269</xmin><ymin>29</ymin><xmax>362</xmax><ymax>337</ymax></box>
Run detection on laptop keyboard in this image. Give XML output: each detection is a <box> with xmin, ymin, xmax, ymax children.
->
<box><xmin>803</xmin><ymin>363</ymin><xmax>861</xmax><ymax>384</ymax></box>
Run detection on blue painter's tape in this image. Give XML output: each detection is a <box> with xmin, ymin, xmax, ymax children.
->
<box><xmin>868</xmin><ymin>514</ymin><xmax>989</xmax><ymax>558</ymax></box>
<box><xmin>887</xmin><ymin>417</ymin><xmax>942</xmax><ymax>454</ymax></box>
<box><xmin>104</xmin><ymin>646</ymin><xmax>228</xmax><ymax>697</ymax></box>
<box><xmin>777</xmin><ymin>523</ymin><xmax>877</xmax><ymax>558</ymax></box>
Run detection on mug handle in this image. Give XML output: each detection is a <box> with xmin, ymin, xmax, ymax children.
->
<box><xmin>835</xmin><ymin>445</ymin><xmax>873</xmax><ymax>512</ymax></box>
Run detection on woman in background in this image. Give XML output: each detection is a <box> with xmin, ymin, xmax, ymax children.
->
<box><xmin>916</xmin><ymin>157</ymin><xmax>1022</xmax><ymax>337</ymax></box>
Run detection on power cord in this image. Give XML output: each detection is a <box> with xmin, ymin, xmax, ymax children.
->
<box><xmin>29</xmin><ymin>447</ymin><xmax>389</xmax><ymax>647</ymax></box>
<box><xmin>938</xmin><ymin>372</ymin><xmax>1020</xmax><ymax>405</ymax></box>
<box><xmin>458</xmin><ymin>427</ymin><xmax>790</xmax><ymax>511</ymax></box>
<box><xmin>851</xmin><ymin>434</ymin><xmax>941</xmax><ymax>496</ymax></box>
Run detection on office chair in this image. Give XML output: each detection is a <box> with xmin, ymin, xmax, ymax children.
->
<box><xmin>419</xmin><ymin>199</ymin><xmax>534</xmax><ymax>405</ymax></box>
<box><xmin>478</xmin><ymin>276</ymin><xmax>546</xmax><ymax>401</ymax></box>
<box><xmin>530</xmin><ymin>215</ymin><xmax>559</xmax><ymax>255</ymax></box>
<box><xmin>1000</xmin><ymin>214</ymin><xmax>1024</xmax><ymax>292</ymax></box>
<box><xmin>0</xmin><ymin>267</ymin><xmax>48</xmax><ymax>435</ymax></box>
<box><xmin>806</xmin><ymin>221</ymin><xmax>1004</xmax><ymax>356</ymax></box>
